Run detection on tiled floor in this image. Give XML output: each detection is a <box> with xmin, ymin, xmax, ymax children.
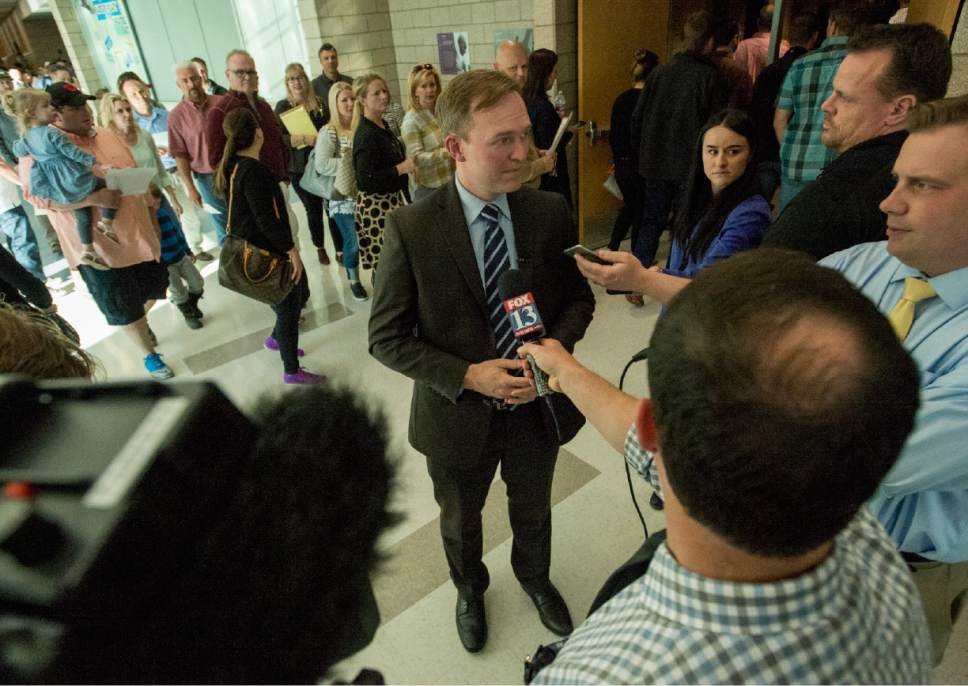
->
<box><xmin>56</xmin><ymin>201</ymin><xmax>967</xmax><ymax>684</ymax></box>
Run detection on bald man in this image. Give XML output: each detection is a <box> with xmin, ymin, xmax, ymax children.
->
<box><xmin>494</xmin><ymin>40</ymin><xmax>555</xmax><ymax>187</ymax></box>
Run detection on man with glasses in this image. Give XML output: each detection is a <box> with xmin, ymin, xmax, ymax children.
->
<box><xmin>205</xmin><ymin>50</ymin><xmax>288</xmax><ymax>185</ymax></box>
<box><xmin>311</xmin><ymin>43</ymin><xmax>352</xmax><ymax>124</ymax></box>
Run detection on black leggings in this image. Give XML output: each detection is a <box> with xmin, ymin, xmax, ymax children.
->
<box><xmin>270</xmin><ymin>272</ymin><xmax>309</xmax><ymax>374</ymax></box>
<box><xmin>608</xmin><ymin>164</ymin><xmax>644</xmax><ymax>251</ymax></box>
<box><xmin>290</xmin><ymin>174</ymin><xmax>343</xmax><ymax>252</ymax></box>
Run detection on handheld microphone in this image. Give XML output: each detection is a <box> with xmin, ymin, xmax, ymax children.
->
<box><xmin>497</xmin><ymin>270</ymin><xmax>551</xmax><ymax>397</ymax></box>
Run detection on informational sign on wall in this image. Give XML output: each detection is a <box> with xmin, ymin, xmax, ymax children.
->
<box><xmin>74</xmin><ymin>0</ymin><xmax>149</xmax><ymax>89</ymax></box>
<box><xmin>437</xmin><ymin>31</ymin><xmax>471</xmax><ymax>75</ymax></box>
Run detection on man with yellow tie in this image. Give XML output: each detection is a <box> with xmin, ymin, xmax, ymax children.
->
<box><xmin>819</xmin><ymin>95</ymin><xmax>968</xmax><ymax>665</ymax></box>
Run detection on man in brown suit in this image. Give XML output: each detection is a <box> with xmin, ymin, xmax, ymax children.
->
<box><xmin>369</xmin><ymin>70</ymin><xmax>595</xmax><ymax>653</ymax></box>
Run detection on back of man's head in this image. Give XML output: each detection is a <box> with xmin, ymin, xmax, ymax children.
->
<box><xmin>758</xmin><ymin>4</ymin><xmax>775</xmax><ymax>32</ymax></box>
<box><xmin>831</xmin><ymin>0</ymin><xmax>879</xmax><ymax>38</ymax></box>
<box><xmin>848</xmin><ymin>23</ymin><xmax>951</xmax><ymax>105</ymax></box>
<box><xmin>647</xmin><ymin>249</ymin><xmax>919</xmax><ymax>557</ymax></box>
<box><xmin>683</xmin><ymin>11</ymin><xmax>716</xmax><ymax>53</ymax></box>
<box><xmin>713</xmin><ymin>20</ymin><xmax>740</xmax><ymax>49</ymax></box>
<box><xmin>789</xmin><ymin>12</ymin><xmax>820</xmax><ymax>46</ymax></box>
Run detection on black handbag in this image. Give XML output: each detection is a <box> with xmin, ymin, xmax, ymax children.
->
<box><xmin>217</xmin><ymin>163</ymin><xmax>294</xmax><ymax>306</ymax></box>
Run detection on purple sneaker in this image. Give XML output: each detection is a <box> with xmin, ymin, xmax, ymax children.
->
<box><xmin>283</xmin><ymin>368</ymin><xmax>327</xmax><ymax>385</ymax></box>
<box><xmin>264</xmin><ymin>335</ymin><xmax>304</xmax><ymax>357</ymax></box>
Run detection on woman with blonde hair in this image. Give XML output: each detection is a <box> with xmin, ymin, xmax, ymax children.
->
<box><xmin>310</xmin><ymin>81</ymin><xmax>366</xmax><ymax>300</ymax></box>
<box><xmin>400</xmin><ymin>63</ymin><xmax>453</xmax><ymax>201</ymax></box>
<box><xmin>274</xmin><ymin>62</ymin><xmax>338</xmax><ymax>266</ymax></box>
<box><xmin>98</xmin><ymin>93</ymin><xmax>206</xmax><ymax>330</ymax></box>
<box><xmin>351</xmin><ymin>73</ymin><xmax>413</xmax><ymax>273</ymax></box>
<box><xmin>214</xmin><ymin>108</ymin><xmax>322</xmax><ymax>385</ymax></box>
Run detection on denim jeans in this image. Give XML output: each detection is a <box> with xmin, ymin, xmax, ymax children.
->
<box><xmin>329</xmin><ymin>211</ymin><xmax>360</xmax><ymax>281</ymax></box>
<box><xmin>0</xmin><ymin>205</ymin><xmax>44</xmax><ymax>282</ymax></box>
<box><xmin>193</xmin><ymin>172</ymin><xmax>228</xmax><ymax>245</ymax></box>
<box><xmin>633</xmin><ymin>179</ymin><xmax>681</xmax><ymax>268</ymax></box>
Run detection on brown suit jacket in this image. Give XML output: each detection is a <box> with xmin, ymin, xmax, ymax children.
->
<box><xmin>368</xmin><ymin>180</ymin><xmax>595</xmax><ymax>461</ymax></box>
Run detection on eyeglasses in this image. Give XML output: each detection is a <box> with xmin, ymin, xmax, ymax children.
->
<box><xmin>230</xmin><ymin>69</ymin><xmax>258</xmax><ymax>78</ymax></box>
<box><xmin>411</xmin><ymin>63</ymin><xmax>434</xmax><ymax>73</ymax></box>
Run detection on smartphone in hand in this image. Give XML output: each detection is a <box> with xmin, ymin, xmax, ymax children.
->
<box><xmin>563</xmin><ymin>244</ymin><xmax>611</xmax><ymax>265</ymax></box>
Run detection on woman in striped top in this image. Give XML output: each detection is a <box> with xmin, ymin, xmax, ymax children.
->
<box><xmin>400</xmin><ymin>64</ymin><xmax>453</xmax><ymax>202</ymax></box>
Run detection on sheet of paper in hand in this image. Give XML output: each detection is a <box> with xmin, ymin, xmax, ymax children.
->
<box><xmin>106</xmin><ymin>167</ymin><xmax>157</xmax><ymax>196</ymax></box>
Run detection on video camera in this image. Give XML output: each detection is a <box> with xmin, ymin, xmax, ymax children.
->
<box><xmin>0</xmin><ymin>375</ymin><xmax>258</xmax><ymax>681</ymax></box>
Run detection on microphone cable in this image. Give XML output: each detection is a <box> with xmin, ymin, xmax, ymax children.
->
<box><xmin>619</xmin><ymin>347</ymin><xmax>650</xmax><ymax>541</ymax></box>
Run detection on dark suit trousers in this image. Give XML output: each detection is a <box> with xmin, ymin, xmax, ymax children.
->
<box><xmin>425</xmin><ymin>403</ymin><xmax>559</xmax><ymax>597</ymax></box>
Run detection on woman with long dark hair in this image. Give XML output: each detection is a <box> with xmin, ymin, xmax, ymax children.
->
<box><xmin>608</xmin><ymin>49</ymin><xmax>659</xmax><ymax>251</ymax></box>
<box><xmin>523</xmin><ymin>48</ymin><xmax>572</xmax><ymax>205</ymax></box>
<box><xmin>575</xmin><ymin>109</ymin><xmax>770</xmax><ymax>305</ymax></box>
<box><xmin>214</xmin><ymin>108</ymin><xmax>323</xmax><ymax>384</ymax></box>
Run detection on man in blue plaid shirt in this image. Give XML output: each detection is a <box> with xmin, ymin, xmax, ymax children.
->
<box><xmin>775</xmin><ymin>1</ymin><xmax>877</xmax><ymax>212</ymax></box>
<box><xmin>521</xmin><ymin>249</ymin><xmax>932</xmax><ymax>684</ymax></box>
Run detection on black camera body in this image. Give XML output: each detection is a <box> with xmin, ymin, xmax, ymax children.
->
<box><xmin>0</xmin><ymin>376</ymin><xmax>258</xmax><ymax>681</ymax></box>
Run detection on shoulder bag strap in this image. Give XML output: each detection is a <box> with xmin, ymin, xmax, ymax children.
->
<box><xmin>225</xmin><ymin>162</ymin><xmax>239</xmax><ymax>236</ymax></box>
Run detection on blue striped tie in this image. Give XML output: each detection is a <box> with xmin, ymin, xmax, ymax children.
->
<box><xmin>481</xmin><ymin>203</ymin><xmax>516</xmax><ymax>360</ymax></box>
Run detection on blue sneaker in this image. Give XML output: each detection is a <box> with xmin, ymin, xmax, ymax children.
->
<box><xmin>144</xmin><ymin>352</ymin><xmax>174</xmax><ymax>380</ymax></box>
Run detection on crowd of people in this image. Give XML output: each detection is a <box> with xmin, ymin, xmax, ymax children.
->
<box><xmin>0</xmin><ymin>0</ymin><xmax>966</xmax><ymax>681</ymax></box>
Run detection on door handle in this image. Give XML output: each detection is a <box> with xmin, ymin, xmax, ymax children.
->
<box><xmin>584</xmin><ymin>122</ymin><xmax>610</xmax><ymax>147</ymax></box>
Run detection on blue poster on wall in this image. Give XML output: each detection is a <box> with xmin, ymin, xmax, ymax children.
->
<box><xmin>74</xmin><ymin>0</ymin><xmax>149</xmax><ymax>88</ymax></box>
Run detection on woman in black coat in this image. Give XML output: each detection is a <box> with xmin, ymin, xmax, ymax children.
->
<box><xmin>214</xmin><ymin>108</ymin><xmax>323</xmax><ymax>385</ymax></box>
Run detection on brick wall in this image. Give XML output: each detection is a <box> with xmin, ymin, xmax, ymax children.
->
<box><xmin>48</xmin><ymin>0</ymin><xmax>100</xmax><ymax>92</ymax></box>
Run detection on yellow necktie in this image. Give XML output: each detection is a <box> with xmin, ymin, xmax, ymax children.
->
<box><xmin>887</xmin><ymin>277</ymin><xmax>937</xmax><ymax>341</ymax></box>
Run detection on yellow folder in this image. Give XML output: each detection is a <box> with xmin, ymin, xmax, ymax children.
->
<box><xmin>279</xmin><ymin>106</ymin><xmax>316</xmax><ymax>149</ymax></box>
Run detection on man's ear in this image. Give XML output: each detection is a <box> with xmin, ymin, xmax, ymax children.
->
<box><xmin>444</xmin><ymin>133</ymin><xmax>464</xmax><ymax>162</ymax></box>
<box><xmin>887</xmin><ymin>94</ymin><xmax>917</xmax><ymax>127</ymax></box>
<box><xmin>635</xmin><ymin>398</ymin><xmax>660</xmax><ymax>453</ymax></box>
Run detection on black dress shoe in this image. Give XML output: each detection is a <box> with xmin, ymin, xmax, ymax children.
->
<box><xmin>526</xmin><ymin>583</ymin><xmax>573</xmax><ymax>636</ymax></box>
<box><xmin>456</xmin><ymin>593</ymin><xmax>487</xmax><ymax>652</ymax></box>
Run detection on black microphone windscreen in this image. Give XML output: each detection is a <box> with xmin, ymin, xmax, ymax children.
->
<box><xmin>497</xmin><ymin>269</ymin><xmax>529</xmax><ymax>301</ymax></box>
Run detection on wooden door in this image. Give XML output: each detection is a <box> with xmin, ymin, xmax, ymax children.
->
<box><xmin>577</xmin><ymin>0</ymin><xmax>671</xmax><ymax>245</ymax></box>
<box><xmin>907</xmin><ymin>0</ymin><xmax>964</xmax><ymax>36</ymax></box>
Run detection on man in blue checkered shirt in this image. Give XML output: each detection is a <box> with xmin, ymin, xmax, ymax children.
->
<box><xmin>775</xmin><ymin>1</ymin><xmax>877</xmax><ymax>212</ymax></box>
<box><xmin>521</xmin><ymin>249</ymin><xmax>932</xmax><ymax>684</ymax></box>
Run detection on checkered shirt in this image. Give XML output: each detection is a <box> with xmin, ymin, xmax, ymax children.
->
<box><xmin>401</xmin><ymin>108</ymin><xmax>453</xmax><ymax>190</ymax></box>
<box><xmin>533</xmin><ymin>423</ymin><xmax>933</xmax><ymax>685</ymax></box>
<box><xmin>777</xmin><ymin>37</ymin><xmax>848</xmax><ymax>184</ymax></box>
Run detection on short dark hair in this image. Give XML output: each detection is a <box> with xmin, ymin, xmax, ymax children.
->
<box><xmin>682</xmin><ymin>10</ymin><xmax>716</xmax><ymax>53</ymax></box>
<box><xmin>907</xmin><ymin>94</ymin><xmax>968</xmax><ymax>133</ymax></box>
<box><xmin>789</xmin><ymin>12</ymin><xmax>820</xmax><ymax>45</ymax></box>
<box><xmin>758</xmin><ymin>4</ymin><xmax>775</xmax><ymax>31</ymax></box>
<box><xmin>848</xmin><ymin>23</ymin><xmax>952</xmax><ymax>104</ymax></box>
<box><xmin>648</xmin><ymin>249</ymin><xmax>920</xmax><ymax>557</ymax></box>
<box><xmin>115</xmin><ymin>70</ymin><xmax>144</xmax><ymax>95</ymax></box>
<box><xmin>713</xmin><ymin>20</ymin><xmax>740</xmax><ymax>48</ymax></box>
<box><xmin>318</xmin><ymin>42</ymin><xmax>336</xmax><ymax>56</ymax></box>
<box><xmin>41</xmin><ymin>386</ymin><xmax>398</xmax><ymax>682</ymax></box>
<box><xmin>190</xmin><ymin>56</ymin><xmax>207</xmax><ymax>68</ymax></box>
<box><xmin>830</xmin><ymin>0</ymin><xmax>879</xmax><ymax>38</ymax></box>
<box><xmin>630</xmin><ymin>49</ymin><xmax>659</xmax><ymax>82</ymax></box>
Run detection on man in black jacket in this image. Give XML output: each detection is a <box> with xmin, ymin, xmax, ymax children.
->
<box><xmin>629</xmin><ymin>11</ymin><xmax>726</xmax><ymax>272</ymax></box>
<box><xmin>763</xmin><ymin>23</ymin><xmax>951</xmax><ymax>260</ymax></box>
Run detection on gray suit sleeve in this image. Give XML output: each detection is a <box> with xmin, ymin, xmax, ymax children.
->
<box><xmin>367</xmin><ymin>210</ymin><xmax>471</xmax><ymax>403</ymax></box>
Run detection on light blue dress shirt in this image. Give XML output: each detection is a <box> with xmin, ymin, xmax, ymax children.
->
<box><xmin>821</xmin><ymin>241</ymin><xmax>968</xmax><ymax>563</ymax></box>
<box><xmin>133</xmin><ymin>105</ymin><xmax>176</xmax><ymax>170</ymax></box>
<box><xmin>454</xmin><ymin>173</ymin><xmax>518</xmax><ymax>285</ymax></box>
